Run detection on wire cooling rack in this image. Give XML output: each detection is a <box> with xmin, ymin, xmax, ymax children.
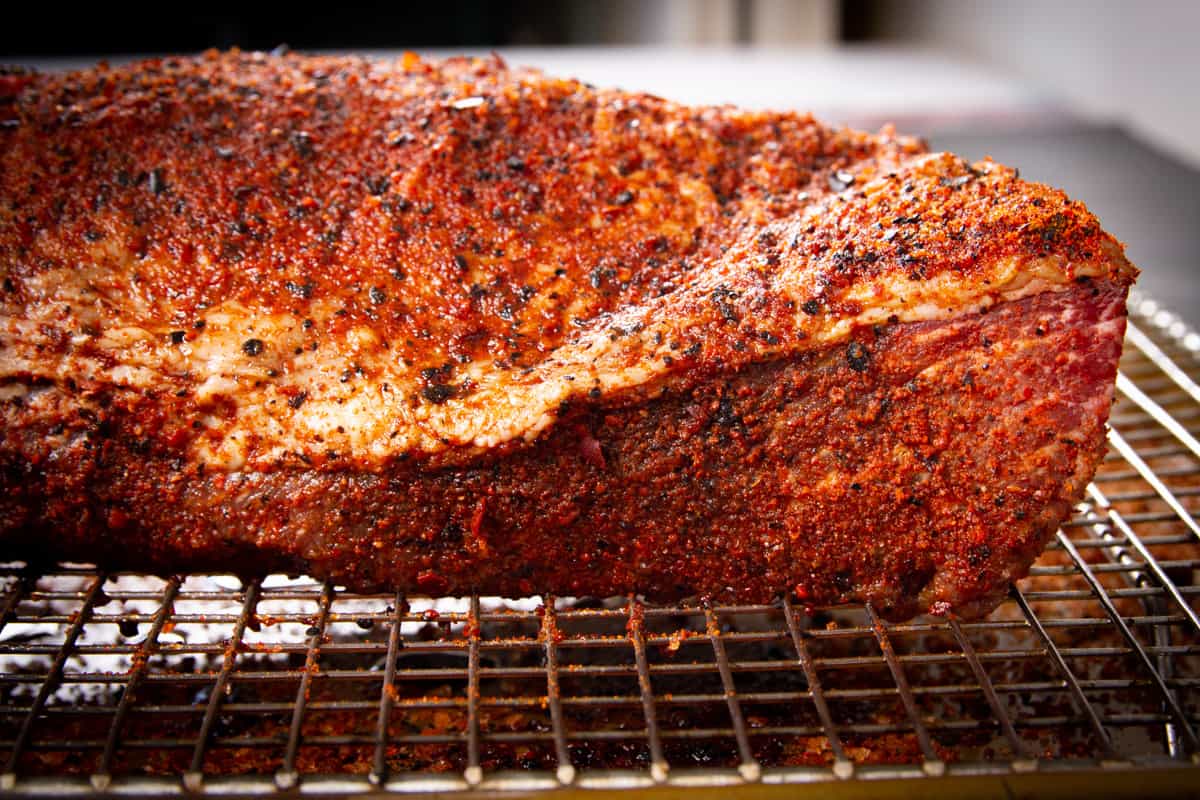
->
<box><xmin>0</xmin><ymin>289</ymin><xmax>1197</xmax><ymax>798</ymax></box>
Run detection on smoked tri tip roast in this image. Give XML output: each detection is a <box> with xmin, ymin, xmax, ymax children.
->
<box><xmin>0</xmin><ymin>51</ymin><xmax>1136</xmax><ymax>620</ymax></box>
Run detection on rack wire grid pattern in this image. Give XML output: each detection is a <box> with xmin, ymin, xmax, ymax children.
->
<box><xmin>0</xmin><ymin>289</ymin><xmax>1198</xmax><ymax>797</ymax></box>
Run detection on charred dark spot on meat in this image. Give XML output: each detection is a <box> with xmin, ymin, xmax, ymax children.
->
<box><xmin>421</xmin><ymin>383</ymin><xmax>457</xmax><ymax>405</ymax></box>
<box><xmin>846</xmin><ymin>341</ymin><xmax>870</xmax><ymax>372</ymax></box>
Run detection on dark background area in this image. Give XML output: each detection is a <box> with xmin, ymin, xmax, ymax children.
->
<box><xmin>0</xmin><ymin>2</ymin><xmax>569</xmax><ymax>56</ymax></box>
<box><xmin>0</xmin><ymin>1</ymin><xmax>902</xmax><ymax>55</ymax></box>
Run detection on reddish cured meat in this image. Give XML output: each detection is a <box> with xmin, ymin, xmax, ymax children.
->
<box><xmin>0</xmin><ymin>52</ymin><xmax>1135</xmax><ymax>619</ymax></box>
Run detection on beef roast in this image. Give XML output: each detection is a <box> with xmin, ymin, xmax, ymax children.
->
<box><xmin>0</xmin><ymin>52</ymin><xmax>1136</xmax><ymax>619</ymax></box>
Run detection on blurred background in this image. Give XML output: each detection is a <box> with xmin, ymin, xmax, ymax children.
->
<box><xmin>4</xmin><ymin>0</ymin><xmax>1198</xmax><ymax>320</ymax></box>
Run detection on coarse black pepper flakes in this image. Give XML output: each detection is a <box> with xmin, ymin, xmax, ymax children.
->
<box><xmin>285</xmin><ymin>281</ymin><xmax>313</xmax><ymax>299</ymax></box>
<box><xmin>291</xmin><ymin>131</ymin><xmax>313</xmax><ymax>158</ymax></box>
<box><xmin>364</xmin><ymin>176</ymin><xmax>389</xmax><ymax>196</ymax></box>
<box><xmin>846</xmin><ymin>341</ymin><xmax>870</xmax><ymax>372</ymax></box>
<box><xmin>242</xmin><ymin>338</ymin><xmax>264</xmax><ymax>356</ymax></box>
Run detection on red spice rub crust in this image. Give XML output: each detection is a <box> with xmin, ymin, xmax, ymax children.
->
<box><xmin>0</xmin><ymin>52</ymin><xmax>1135</xmax><ymax>618</ymax></box>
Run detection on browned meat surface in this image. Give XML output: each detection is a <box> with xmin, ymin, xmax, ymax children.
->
<box><xmin>0</xmin><ymin>51</ymin><xmax>1136</xmax><ymax>619</ymax></box>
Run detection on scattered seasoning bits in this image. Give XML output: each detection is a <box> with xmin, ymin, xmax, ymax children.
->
<box><xmin>454</xmin><ymin>254</ymin><xmax>469</xmax><ymax>272</ymax></box>
<box><xmin>846</xmin><ymin>342</ymin><xmax>870</xmax><ymax>372</ymax></box>
<box><xmin>613</xmin><ymin>189</ymin><xmax>635</xmax><ymax>206</ymax></box>
<box><xmin>587</xmin><ymin>387</ymin><xmax>602</xmax><ymax>400</ymax></box>
<box><xmin>369</xmin><ymin>286</ymin><xmax>387</xmax><ymax>304</ymax></box>
<box><xmin>242</xmin><ymin>338</ymin><xmax>265</xmax><ymax>356</ymax></box>
<box><xmin>285</xmin><ymin>280</ymin><xmax>313</xmax><ymax>299</ymax></box>
<box><xmin>364</xmin><ymin>176</ymin><xmax>389</xmax><ymax>196</ymax></box>
<box><xmin>710</xmin><ymin>286</ymin><xmax>741</xmax><ymax>322</ymax></box>
<box><xmin>215</xmin><ymin>146</ymin><xmax>234</xmax><ymax>159</ymax></box>
<box><xmin>801</xmin><ymin>299</ymin><xmax>821</xmax><ymax>315</ymax></box>
<box><xmin>506</xmin><ymin>156</ymin><xmax>526</xmax><ymax>172</ymax></box>
<box><xmin>291</xmin><ymin>131</ymin><xmax>313</xmax><ymax>158</ymax></box>
<box><xmin>169</xmin><ymin>330</ymin><xmax>186</xmax><ymax>345</ymax></box>
<box><xmin>288</xmin><ymin>391</ymin><xmax>309</xmax><ymax>410</ymax></box>
<box><xmin>451</xmin><ymin>96</ymin><xmax>485</xmax><ymax>110</ymax></box>
<box><xmin>828</xmin><ymin>170</ymin><xmax>855</xmax><ymax>191</ymax></box>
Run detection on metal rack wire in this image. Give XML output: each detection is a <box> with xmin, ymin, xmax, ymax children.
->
<box><xmin>0</xmin><ymin>289</ymin><xmax>1197</xmax><ymax>796</ymax></box>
